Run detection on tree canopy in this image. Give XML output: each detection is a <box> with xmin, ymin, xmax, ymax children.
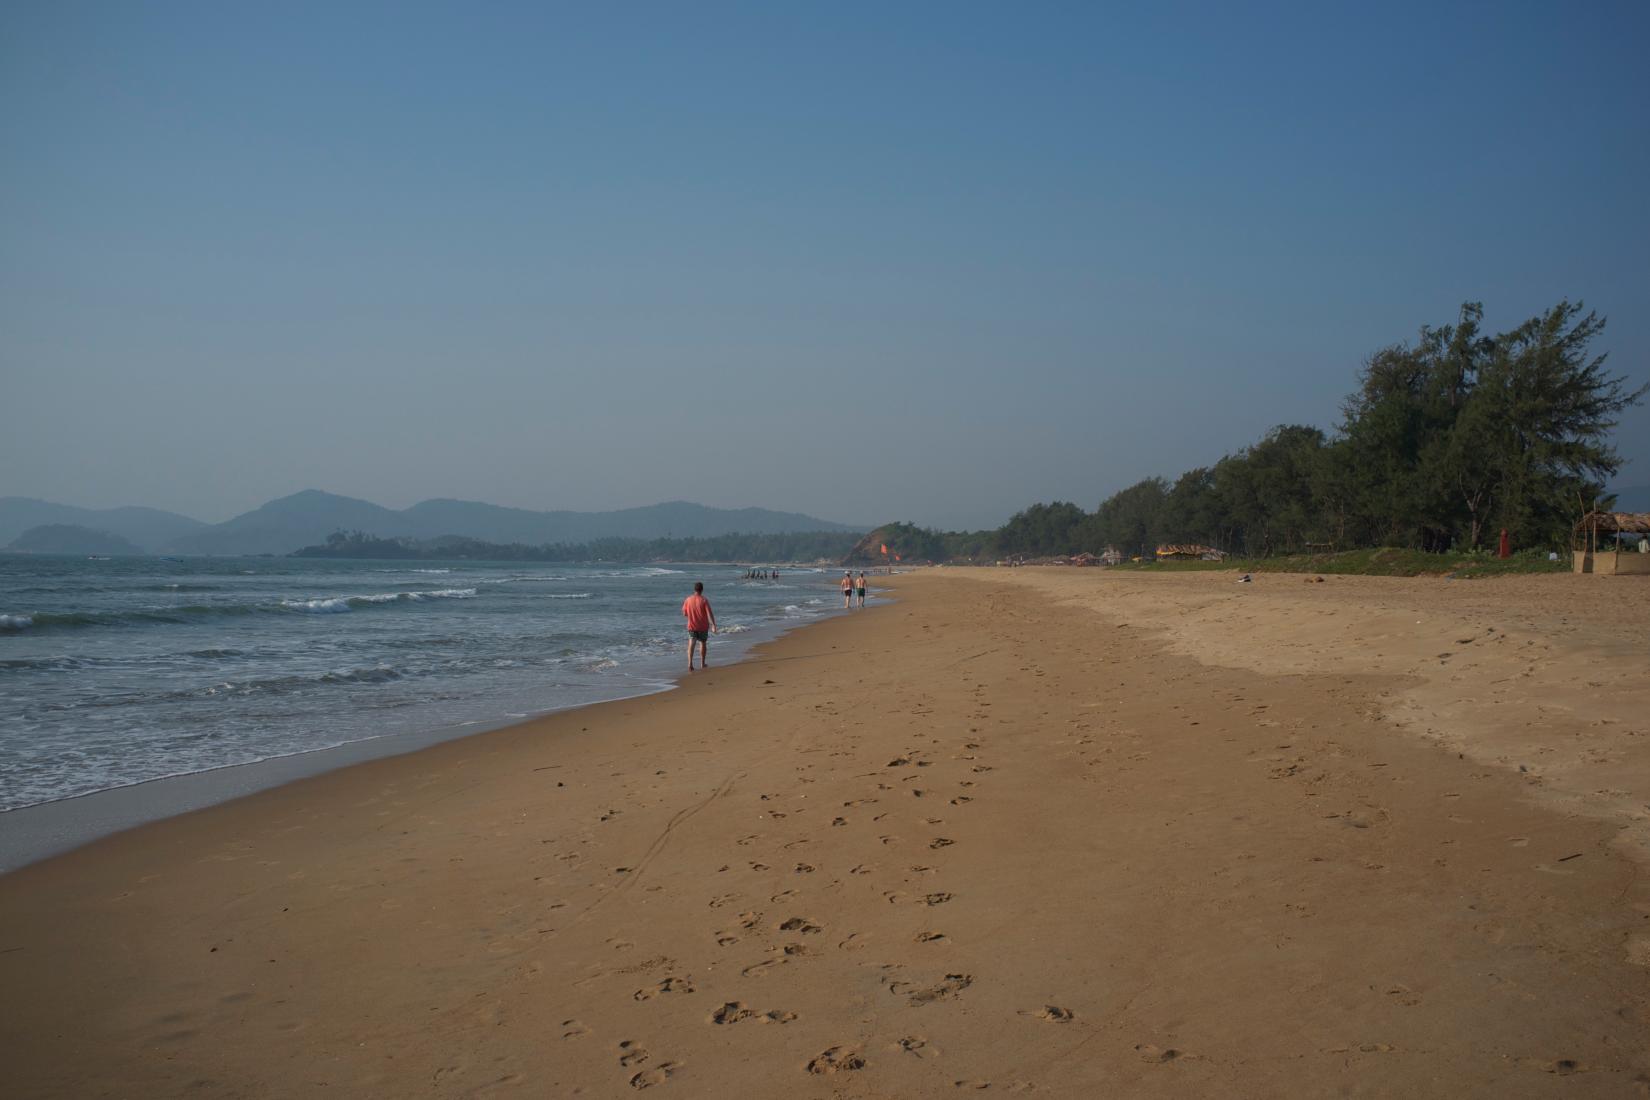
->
<box><xmin>873</xmin><ymin>301</ymin><xmax>1644</xmax><ymax>562</ymax></box>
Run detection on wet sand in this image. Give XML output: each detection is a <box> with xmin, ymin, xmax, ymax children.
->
<box><xmin>3</xmin><ymin>570</ymin><xmax>1648</xmax><ymax>1097</ymax></box>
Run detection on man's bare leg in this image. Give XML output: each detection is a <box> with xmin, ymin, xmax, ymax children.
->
<box><xmin>687</xmin><ymin>637</ymin><xmax>697</xmax><ymax>671</ymax></box>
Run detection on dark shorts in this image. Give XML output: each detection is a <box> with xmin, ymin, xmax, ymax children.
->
<box><xmin>689</xmin><ymin>629</ymin><xmax>709</xmax><ymax>642</ymax></box>
<box><xmin>855</xmin><ymin>587</ymin><xmax>865</xmax><ymax>597</ymax></box>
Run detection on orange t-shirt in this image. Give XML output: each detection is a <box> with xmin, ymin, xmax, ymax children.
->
<box><xmin>682</xmin><ymin>594</ymin><xmax>712</xmax><ymax>632</ymax></box>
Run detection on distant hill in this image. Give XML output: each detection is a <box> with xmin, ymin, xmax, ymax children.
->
<box><xmin>165</xmin><ymin>490</ymin><xmax>406</xmax><ymax>556</ymax></box>
<box><xmin>165</xmin><ymin>490</ymin><xmax>861</xmax><ymax>556</ymax></box>
<box><xmin>0</xmin><ymin>498</ymin><xmax>206</xmax><ymax>552</ymax></box>
<box><xmin>7</xmin><ymin>524</ymin><xmax>146</xmax><ymax>556</ymax></box>
<box><xmin>1608</xmin><ymin>485</ymin><xmax>1650</xmax><ymax>512</ymax></box>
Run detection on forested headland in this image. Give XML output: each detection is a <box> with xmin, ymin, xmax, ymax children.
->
<box><xmin>863</xmin><ymin>301</ymin><xmax>1644</xmax><ymax>564</ymax></box>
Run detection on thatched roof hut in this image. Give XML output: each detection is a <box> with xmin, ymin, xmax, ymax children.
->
<box><xmin>1575</xmin><ymin>512</ymin><xmax>1650</xmax><ymax>539</ymax></box>
<box><xmin>1573</xmin><ymin>512</ymin><xmax>1650</xmax><ymax>574</ymax></box>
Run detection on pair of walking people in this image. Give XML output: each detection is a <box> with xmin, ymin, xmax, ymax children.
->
<box><xmin>840</xmin><ymin>571</ymin><xmax>867</xmax><ymax>609</ymax></box>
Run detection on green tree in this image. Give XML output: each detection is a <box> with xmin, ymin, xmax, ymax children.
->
<box><xmin>1093</xmin><ymin>478</ymin><xmax>1167</xmax><ymax>557</ymax></box>
<box><xmin>996</xmin><ymin>501</ymin><xmax>1087</xmax><ymax>557</ymax></box>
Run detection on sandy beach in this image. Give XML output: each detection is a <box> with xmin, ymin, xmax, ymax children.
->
<box><xmin>4</xmin><ymin>569</ymin><xmax>1649</xmax><ymax>1097</ymax></box>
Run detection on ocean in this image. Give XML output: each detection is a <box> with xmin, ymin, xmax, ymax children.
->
<box><xmin>0</xmin><ymin>556</ymin><xmax>853</xmax><ymax>818</ymax></box>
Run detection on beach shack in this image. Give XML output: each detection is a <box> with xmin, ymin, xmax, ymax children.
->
<box><xmin>1155</xmin><ymin>544</ymin><xmax>1226</xmax><ymax>562</ymax></box>
<box><xmin>1100</xmin><ymin>547</ymin><xmax>1124</xmax><ymax>566</ymax></box>
<box><xmin>1572</xmin><ymin>512</ymin><xmax>1650</xmax><ymax>575</ymax></box>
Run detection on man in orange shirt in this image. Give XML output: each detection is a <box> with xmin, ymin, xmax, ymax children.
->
<box><xmin>682</xmin><ymin>581</ymin><xmax>717</xmax><ymax>671</ymax></box>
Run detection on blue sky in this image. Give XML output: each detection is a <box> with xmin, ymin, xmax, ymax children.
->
<box><xmin>3</xmin><ymin>1</ymin><xmax>1646</xmax><ymax>529</ymax></box>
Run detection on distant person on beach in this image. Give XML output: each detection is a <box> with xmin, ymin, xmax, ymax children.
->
<box><xmin>841</xmin><ymin>571</ymin><xmax>853</xmax><ymax>608</ymax></box>
<box><xmin>682</xmin><ymin>581</ymin><xmax>717</xmax><ymax>671</ymax></box>
<box><xmin>856</xmin><ymin>571</ymin><xmax>867</xmax><ymax>607</ymax></box>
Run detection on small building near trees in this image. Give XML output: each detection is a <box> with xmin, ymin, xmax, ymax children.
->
<box><xmin>1573</xmin><ymin>512</ymin><xmax>1650</xmax><ymax>575</ymax></box>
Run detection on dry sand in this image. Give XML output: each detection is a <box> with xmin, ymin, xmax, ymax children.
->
<box><xmin>3</xmin><ymin>569</ymin><xmax>1649</xmax><ymax>1097</ymax></box>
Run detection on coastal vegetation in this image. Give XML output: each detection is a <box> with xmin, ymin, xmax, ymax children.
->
<box><xmin>857</xmin><ymin>301</ymin><xmax>1644</xmax><ymax>565</ymax></box>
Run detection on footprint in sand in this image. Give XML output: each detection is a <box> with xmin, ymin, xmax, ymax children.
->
<box><xmin>915</xmin><ymin>931</ymin><xmax>947</xmax><ymax>943</ymax></box>
<box><xmin>929</xmin><ymin>838</ymin><xmax>955</xmax><ymax>850</ymax></box>
<box><xmin>898</xmin><ymin>1036</ymin><xmax>939</xmax><ymax>1059</ymax></box>
<box><xmin>629</xmin><ymin>1062</ymin><xmax>680</xmax><ymax>1089</ymax></box>
<box><xmin>950</xmin><ymin>796</ymin><xmax>974</xmax><ymax>806</ymax></box>
<box><xmin>618</xmin><ymin>1040</ymin><xmax>648</xmax><ymax>1067</ymax></box>
<box><xmin>1526</xmin><ymin>1058</ymin><xmax>1585</xmax><ymax>1075</ymax></box>
<box><xmin>1031</xmin><ymin>1005</ymin><xmax>1073</xmax><ymax>1022</ymax></box>
<box><xmin>778</xmin><ymin>917</ymin><xmax>822</xmax><ymax>934</ymax></box>
<box><xmin>924</xmin><ymin>892</ymin><xmax>953</xmax><ymax>906</ymax></box>
<box><xmin>711</xmin><ymin>1001</ymin><xmax>796</xmax><ymax>1025</ymax></box>
<box><xmin>1135</xmin><ymin>1043</ymin><xmax>1184</xmax><ymax>1063</ymax></box>
<box><xmin>633</xmin><ymin>976</ymin><xmax>695</xmax><ymax>1001</ymax></box>
<box><xmin>711</xmin><ymin>1002</ymin><xmax>755</xmax><ymax>1025</ymax></box>
<box><xmin>561</xmin><ymin>1019</ymin><xmax>591</xmax><ymax>1039</ymax></box>
<box><xmin>891</xmin><ymin>973</ymin><xmax>973</xmax><ymax>1005</ymax></box>
<box><xmin>806</xmin><ymin>1047</ymin><xmax>866</xmax><ymax>1074</ymax></box>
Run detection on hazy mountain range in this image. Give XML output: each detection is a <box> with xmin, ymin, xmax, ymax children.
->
<box><xmin>0</xmin><ymin>491</ymin><xmax>862</xmax><ymax>556</ymax></box>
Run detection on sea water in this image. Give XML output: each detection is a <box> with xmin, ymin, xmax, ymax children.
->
<box><xmin>0</xmin><ymin>556</ymin><xmax>850</xmax><ymax>815</ymax></box>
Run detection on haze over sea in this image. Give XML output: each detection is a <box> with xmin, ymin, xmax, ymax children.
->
<box><xmin>0</xmin><ymin>555</ymin><xmax>848</xmax><ymax>815</ymax></box>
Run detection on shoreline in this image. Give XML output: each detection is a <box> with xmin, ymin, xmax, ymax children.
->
<box><xmin>0</xmin><ymin>589</ymin><xmax>868</xmax><ymax>874</ymax></box>
<box><xmin>4</xmin><ymin>571</ymin><xmax>1646</xmax><ymax>1097</ymax></box>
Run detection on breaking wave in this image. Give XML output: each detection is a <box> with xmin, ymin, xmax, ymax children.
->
<box><xmin>3</xmin><ymin>589</ymin><xmax>478</xmax><ymax>631</ymax></box>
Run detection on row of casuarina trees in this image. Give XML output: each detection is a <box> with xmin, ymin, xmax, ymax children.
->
<box><xmin>882</xmin><ymin>301</ymin><xmax>1645</xmax><ymax>562</ymax></box>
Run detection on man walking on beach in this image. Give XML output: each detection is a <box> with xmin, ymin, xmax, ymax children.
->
<box><xmin>682</xmin><ymin>581</ymin><xmax>717</xmax><ymax>671</ymax></box>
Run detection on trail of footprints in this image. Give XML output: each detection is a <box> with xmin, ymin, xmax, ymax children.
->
<box><xmin>588</xmin><ymin>717</ymin><xmax>1097</xmax><ymax>1085</ymax></box>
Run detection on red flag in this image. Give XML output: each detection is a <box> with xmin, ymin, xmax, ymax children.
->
<box><xmin>880</xmin><ymin>543</ymin><xmax>888</xmax><ymax>555</ymax></box>
<box><xmin>894</xmin><ymin>553</ymin><xmax>901</xmax><ymax>561</ymax></box>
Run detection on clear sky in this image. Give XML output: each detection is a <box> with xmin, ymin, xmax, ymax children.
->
<box><xmin>4</xmin><ymin>1</ymin><xmax>1647</xmax><ymax>529</ymax></box>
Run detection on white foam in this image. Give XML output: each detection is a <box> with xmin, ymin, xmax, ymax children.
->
<box><xmin>536</xmin><ymin>592</ymin><xmax>592</xmax><ymax>600</ymax></box>
<box><xmin>720</xmin><ymin>623</ymin><xmax>749</xmax><ymax>634</ymax></box>
<box><xmin>0</xmin><ymin>614</ymin><xmax>34</xmax><ymax>630</ymax></box>
<box><xmin>282</xmin><ymin>588</ymin><xmax>477</xmax><ymax>612</ymax></box>
<box><xmin>281</xmin><ymin>597</ymin><xmax>352</xmax><ymax>614</ymax></box>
